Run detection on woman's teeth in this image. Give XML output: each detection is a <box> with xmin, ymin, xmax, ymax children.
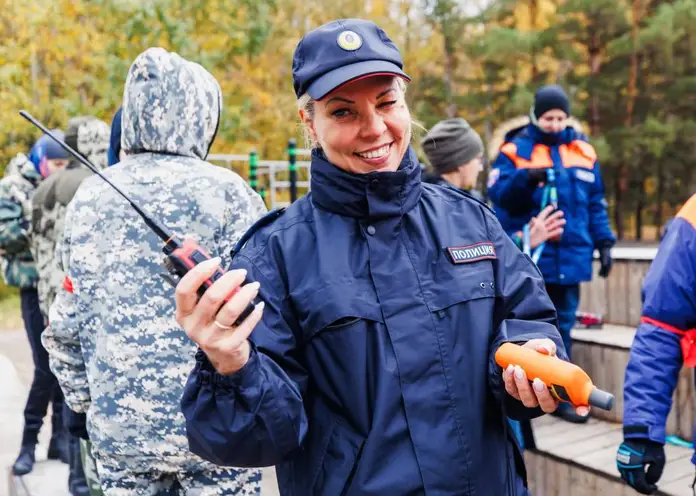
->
<box><xmin>356</xmin><ymin>144</ymin><xmax>390</xmax><ymax>159</ymax></box>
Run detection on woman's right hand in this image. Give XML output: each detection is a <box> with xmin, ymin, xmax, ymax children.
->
<box><xmin>529</xmin><ymin>205</ymin><xmax>566</xmax><ymax>249</ymax></box>
<box><xmin>175</xmin><ymin>257</ymin><xmax>265</xmax><ymax>376</ymax></box>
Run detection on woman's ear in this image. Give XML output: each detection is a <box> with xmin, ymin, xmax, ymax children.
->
<box><xmin>299</xmin><ymin>108</ymin><xmax>319</xmax><ymax>144</ymax></box>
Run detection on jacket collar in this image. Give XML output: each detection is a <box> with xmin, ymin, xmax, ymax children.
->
<box><xmin>310</xmin><ymin>146</ymin><xmax>422</xmax><ymax>219</ymax></box>
<box><xmin>514</xmin><ymin>124</ymin><xmax>577</xmax><ymax>159</ymax></box>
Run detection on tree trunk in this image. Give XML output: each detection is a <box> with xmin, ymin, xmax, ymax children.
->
<box><xmin>529</xmin><ymin>0</ymin><xmax>538</xmax><ymax>80</ymax></box>
<box><xmin>616</xmin><ymin>0</ymin><xmax>642</xmax><ymax>241</ymax></box>
<box><xmin>654</xmin><ymin>160</ymin><xmax>664</xmax><ymax>236</ymax></box>
<box><xmin>443</xmin><ymin>35</ymin><xmax>457</xmax><ymax>117</ymax></box>
<box><xmin>626</xmin><ymin>0</ymin><xmax>640</xmax><ymax>124</ymax></box>
<box><xmin>614</xmin><ymin>178</ymin><xmax>624</xmax><ymax>240</ymax></box>
<box><xmin>635</xmin><ymin>180</ymin><xmax>644</xmax><ymax>240</ymax></box>
<box><xmin>588</xmin><ymin>25</ymin><xmax>601</xmax><ymax>136</ymax></box>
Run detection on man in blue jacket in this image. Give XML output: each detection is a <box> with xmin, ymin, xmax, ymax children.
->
<box><xmin>616</xmin><ymin>194</ymin><xmax>696</xmax><ymax>495</ymax></box>
<box><xmin>488</xmin><ymin>85</ymin><xmax>616</xmax><ymax>423</ymax></box>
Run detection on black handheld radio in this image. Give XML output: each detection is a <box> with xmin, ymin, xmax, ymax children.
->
<box><xmin>20</xmin><ymin>110</ymin><xmax>256</xmax><ymax>327</ymax></box>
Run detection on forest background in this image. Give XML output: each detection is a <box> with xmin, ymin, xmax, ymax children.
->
<box><xmin>3</xmin><ymin>0</ymin><xmax>696</xmax><ymax>245</ymax></box>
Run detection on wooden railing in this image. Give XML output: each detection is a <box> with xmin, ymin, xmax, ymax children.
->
<box><xmin>578</xmin><ymin>246</ymin><xmax>658</xmax><ymax>327</ymax></box>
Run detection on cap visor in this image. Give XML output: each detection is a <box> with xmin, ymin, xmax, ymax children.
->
<box><xmin>307</xmin><ymin>60</ymin><xmax>410</xmax><ymax>100</ymax></box>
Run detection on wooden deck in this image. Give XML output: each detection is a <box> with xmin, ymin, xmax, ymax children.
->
<box><xmin>578</xmin><ymin>259</ymin><xmax>652</xmax><ymax>328</ymax></box>
<box><xmin>571</xmin><ymin>325</ymin><xmax>695</xmax><ymax>440</ymax></box>
<box><xmin>528</xmin><ymin>323</ymin><xmax>696</xmax><ymax>495</ymax></box>
<box><xmin>527</xmin><ymin>415</ymin><xmax>694</xmax><ymax>496</ymax></box>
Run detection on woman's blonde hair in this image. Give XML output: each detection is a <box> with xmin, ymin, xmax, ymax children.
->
<box><xmin>297</xmin><ymin>77</ymin><xmax>424</xmax><ymax>149</ymax></box>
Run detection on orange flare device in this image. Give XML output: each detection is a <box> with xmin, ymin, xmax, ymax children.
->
<box><xmin>494</xmin><ymin>342</ymin><xmax>615</xmax><ymax>411</ymax></box>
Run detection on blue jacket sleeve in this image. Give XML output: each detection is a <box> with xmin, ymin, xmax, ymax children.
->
<box><xmin>487</xmin><ymin>150</ymin><xmax>537</xmax><ymax>213</ymax></box>
<box><xmin>180</xmin><ymin>257</ymin><xmax>308</xmax><ymax>467</ymax></box>
<box><xmin>623</xmin><ymin>216</ymin><xmax>696</xmax><ymax>443</ymax></box>
<box><xmin>587</xmin><ymin>160</ymin><xmax>616</xmax><ymax>248</ymax></box>
<box><xmin>484</xmin><ymin>208</ymin><xmax>567</xmax><ymax>420</ymax></box>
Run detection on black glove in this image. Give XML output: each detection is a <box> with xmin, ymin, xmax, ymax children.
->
<box><xmin>65</xmin><ymin>408</ymin><xmax>90</xmax><ymax>440</ymax></box>
<box><xmin>598</xmin><ymin>246</ymin><xmax>613</xmax><ymax>278</ymax></box>
<box><xmin>616</xmin><ymin>439</ymin><xmax>666</xmax><ymax>494</ymax></box>
<box><xmin>527</xmin><ymin>169</ymin><xmax>547</xmax><ymax>187</ymax></box>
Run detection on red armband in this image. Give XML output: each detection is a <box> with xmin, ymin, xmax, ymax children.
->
<box><xmin>641</xmin><ymin>316</ymin><xmax>696</xmax><ymax>367</ymax></box>
<box><xmin>62</xmin><ymin>276</ymin><xmax>74</xmax><ymax>294</ymax></box>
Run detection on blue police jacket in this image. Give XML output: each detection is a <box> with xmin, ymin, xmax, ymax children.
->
<box><xmin>181</xmin><ymin>146</ymin><xmax>567</xmax><ymax>495</ymax></box>
<box><xmin>624</xmin><ymin>194</ymin><xmax>696</xmax><ymax>464</ymax></box>
<box><xmin>487</xmin><ymin>124</ymin><xmax>615</xmax><ymax>285</ymax></box>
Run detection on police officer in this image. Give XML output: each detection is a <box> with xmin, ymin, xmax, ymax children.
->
<box><xmin>615</xmin><ymin>194</ymin><xmax>696</xmax><ymax>495</ymax></box>
<box><xmin>175</xmin><ymin>19</ymin><xmax>584</xmax><ymax>495</ymax></box>
<box><xmin>0</xmin><ymin>143</ymin><xmax>70</xmax><ymax>476</ymax></box>
<box><xmin>41</xmin><ymin>48</ymin><xmax>265</xmax><ymax>494</ymax></box>
<box><xmin>488</xmin><ymin>85</ymin><xmax>616</xmax><ymax>423</ymax></box>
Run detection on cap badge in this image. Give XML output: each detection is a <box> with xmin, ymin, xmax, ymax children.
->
<box><xmin>337</xmin><ymin>30</ymin><xmax>362</xmax><ymax>51</ymax></box>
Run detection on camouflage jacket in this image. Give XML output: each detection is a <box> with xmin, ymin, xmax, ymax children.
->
<box><xmin>31</xmin><ymin>118</ymin><xmax>110</xmax><ymax>318</ymax></box>
<box><xmin>41</xmin><ymin>47</ymin><xmax>267</xmax><ymax>473</ymax></box>
<box><xmin>0</xmin><ymin>154</ymin><xmax>41</xmax><ymax>289</ymax></box>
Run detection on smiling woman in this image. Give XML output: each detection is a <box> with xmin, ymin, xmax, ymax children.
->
<box><xmin>297</xmin><ymin>76</ymin><xmax>410</xmax><ymax>174</ymax></box>
<box><xmin>177</xmin><ymin>18</ymin><xmax>570</xmax><ymax>496</ymax></box>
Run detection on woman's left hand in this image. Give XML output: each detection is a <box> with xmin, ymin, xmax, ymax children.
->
<box><xmin>502</xmin><ymin>338</ymin><xmax>584</xmax><ymax>415</ymax></box>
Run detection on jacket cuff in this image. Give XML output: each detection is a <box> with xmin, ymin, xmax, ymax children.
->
<box><xmin>623</xmin><ymin>424</ymin><xmax>665</xmax><ymax>445</ymax></box>
<box><xmin>194</xmin><ymin>344</ymin><xmax>259</xmax><ymax>391</ymax></box>
<box><xmin>595</xmin><ymin>239</ymin><xmax>615</xmax><ymax>250</ymax></box>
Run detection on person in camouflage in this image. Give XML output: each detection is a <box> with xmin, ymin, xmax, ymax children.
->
<box><xmin>31</xmin><ymin>116</ymin><xmax>110</xmax><ymax>496</ymax></box>
<box><xmin>31</xmin><ymin>117</ymin><xmax>111</xmax><ymax>318</ymax></box>
<box><xmin>41</xmin><ymin>47</ymin><xmax>266</xmax><ymax>495</ymax></box>
<box><xmin>0</xmin><ymin>142</ymin><xmax>70</xmax><ymax>476</ymax></box>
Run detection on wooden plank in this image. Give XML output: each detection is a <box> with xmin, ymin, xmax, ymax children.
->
<box><xmin>594</xmin><ymin>473</ymin><xmax>628</xmax><ymax>495</ymax></box>
<box><xmin>658</xmin><ymin>451</ymin><xmax>694</xmax><ymax>485</ymax></box>
<box><xmin>530</xmin><ymin>451</ymin><xmax>547</xmax><ymax>496</ymax></box>
<box><xmin>676</xmin><ymin>365</ymin><xmax>695</xmax><ymax>441</ymax></box>
<box><xmin>534</xmin><ymin>413</ymin><xmax>558</xmax><ymax>429</ymax></box>
<box><xmin>569</xmin><ymin>465</ymin><xmax>598</xmax><ymax>496</ymax></box>
<box><xmin>529</xmin><ymin>449</ymin><xmax>692</xmax><ymax>496</ymax></box>
<box><xmin>572</xmin><ymin>325</ymin><xmax>636</xmax><ymax>349</ymax></box>
<box><xmin>579</xmin><ymin>280</ymin><xmax>592</xmax><ymax>314</ymax></box>
<box><xmin>525</xmin><ymin>450</ymin><xmax>537</xmax><ymax>495</ymax></box>
<box><xmin>592</xmin><ymin>347</ymin><xmax>625</xmax><ymax>424</ymax></box>
<box><xmin>659</xmin><ymin>474</ymin><xmax>696</xmax><ymax>496</ymax></box>
<box><xmin>545</xmin><ymin>457</ymin><xmax>571</xmax><ymax>496</ymax></box>
<box><xmin>627</xmin><ymin>261</ymin><xmax>649</xmax><ymax>328</ymax></box>
<box><xmin>578</xmin><ymin>260</ymin><xmax>608</xmax><ymax>319</ymax></box>
<box><xmin>548</xmin><ymin>424</ymin><xmax>624</xmax><ymax>460</ymax></box>
<box><xmin>667</xmin><ymin>386</ymin><xmax>680</xmax><ymax>441</ymax></box>
<box><xmin>607</xmin><ymin>261</ymin><xmax>629</xmax><ymax>326</ymax></box>
<box><xmin>534</xmin><ymin>418</ymin><xmax>617</xmax><ymax>451</ymax></box>
<box><xmin>572</xmin><ymin>342</ymin><xmax>626</xmax><ymax>423</ymax></box>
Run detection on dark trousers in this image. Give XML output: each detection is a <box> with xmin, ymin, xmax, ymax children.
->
<box><xmin>544</xmin><ymin>283</ymin><xmax>580</xmax><ymax>361</ymax></box>
<box><xmin>19</xmin><ymin>288</ymin><xmax>65</xmax><ymax>445</ymax></box>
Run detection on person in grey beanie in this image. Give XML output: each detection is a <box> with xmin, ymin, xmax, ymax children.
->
<box><xmin>421</xmin><ymin>118</ymin><xmax>565</xmax><ymax>251</ymax></box>
<box><xmin>421</xmin><ymin>118</ymin><xmax>485</xmax><ymax>198</ymax></box>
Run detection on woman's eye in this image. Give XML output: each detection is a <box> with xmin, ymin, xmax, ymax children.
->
<box><xmin>332</xmin><ymin>108</ymin><xmax>352</xmax><ymax>118</ymax></box>
<box><xmin>379</xmin><ymin>100</ymin><xmax>397</xmax><ymax>109</ymax></box>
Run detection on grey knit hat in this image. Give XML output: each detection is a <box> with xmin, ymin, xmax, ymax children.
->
<box><xmin>420</xmin><ymin>118</ymin><xmax>484</xmax><ymax>174</ymax></box>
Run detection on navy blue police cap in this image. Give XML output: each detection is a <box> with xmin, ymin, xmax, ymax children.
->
<box><xmin>292</xmin><ymin>19</ymin><xmax>411</xmax><ymax>100</ymax></box>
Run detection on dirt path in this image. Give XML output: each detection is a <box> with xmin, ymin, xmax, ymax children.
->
<box><xmin>0</xmin><ymin>328</ymin><xmax>279</xmax><ymax>496</ymax></box>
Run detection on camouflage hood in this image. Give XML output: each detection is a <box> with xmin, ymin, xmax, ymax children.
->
<box><xmin>66</xmin><ymin>117</ymin><xmax>110</xmax><ymax>171</ymax></box>
<box><xmin>4</xmin><ymin>152</ymin><xmax>41</xmax><ymax>186</ymax></box>
<box><xmin>121</xmin><ymin>47</ymin><xmax>222</xmax><ymax>161</ymax></box>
